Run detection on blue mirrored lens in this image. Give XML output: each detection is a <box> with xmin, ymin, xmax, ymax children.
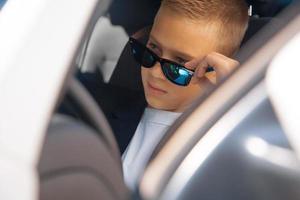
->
<box><xmin>163</xmin><ymin>63</ymin><xmax>192</xmax><ymax>86</ymax></box>
<box><xmin>175</xmin><ymin>69</ymin><xmax>190</xmax><ymax>84</ymax></box>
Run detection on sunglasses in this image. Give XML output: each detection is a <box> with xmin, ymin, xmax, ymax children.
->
<box><xmin>129</xmin><ymin>37</ymin><xmax>214</xmax><ymax>86</ymax></box>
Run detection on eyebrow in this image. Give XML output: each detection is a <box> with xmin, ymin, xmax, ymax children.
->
<box><xmin>149</xmin><ymin>35</ymin><xmax>195</xmax><ymax>61</ymax></box>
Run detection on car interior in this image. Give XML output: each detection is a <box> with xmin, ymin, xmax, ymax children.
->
<box><xmin>37</xmin><ymin>0</ymin><xmax>300</xmax><ymax>200</ymax></box>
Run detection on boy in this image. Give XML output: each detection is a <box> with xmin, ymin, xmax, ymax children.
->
<box><xmin>80</xmin><ymin>0</ymin><xmax>249</xmax><ymax>190</ymax></box>
<box><xmin>121</xmin><ymin>0</ymin><xmax>249</xmax><ymax>189</ymax></box>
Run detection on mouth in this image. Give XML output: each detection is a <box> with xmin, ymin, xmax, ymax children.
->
<box><xmin>147</xmin><ymin>82</ymin><xmax>167</xmax><ymax>95</ymax></box>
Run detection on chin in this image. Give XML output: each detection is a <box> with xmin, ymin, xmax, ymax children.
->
<box><xmin>146</xmin><ymin>96</ymin><xmax>168</xmax><ymax>110</ymax></box>
<box><xmin>145</xmin><ymin>95</ymin><xmax>176</xmax><ymax>111</ymax></box>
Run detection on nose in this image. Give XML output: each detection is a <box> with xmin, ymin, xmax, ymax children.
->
<box><xmin>149</xmin><ymin>61</ymin><xmax>166</xmax><ymax>80</ymax></box>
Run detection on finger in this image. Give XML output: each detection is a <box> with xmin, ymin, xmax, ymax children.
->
<box><xmin>204</xmin><ymin>52</ymin><xmax>239</xmax><ymax>81</ymax></box>
<box><xmin>195</xmin><ymin>61</ymin><xmax>207</xmax><ymax>77</ymax></box>
<box><xmin>190</xmin><ymin>72</ymin><xmax>215</xmax><ymax>88</ymax></box>
<box><xmin>185</xmin><ymin>57</ymin><xmax>205</xmax><ymax>70</ymax></box>
<box><xmin>196</xmin><ymin>59</ymin><xmax>217</xmax><ymax>85</ymax></box>
<box><xmin>190</xmin><ymin>59</ymin><xmax>209</xmax><ymax>84</ymax></box>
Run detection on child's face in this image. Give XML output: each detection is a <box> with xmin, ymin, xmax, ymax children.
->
<box><xmin>141</xmin><ymin>7</ymin><xmax>220</xmax><ymax>112</ymax></box>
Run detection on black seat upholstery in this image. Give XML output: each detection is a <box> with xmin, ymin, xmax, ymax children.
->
<box><xmin>109</xmin><ymin>0</ymin><xmax>161</xmax><ymax>35</ymax></box>
<box><xmin>247</xmin><ymin>0</ymin><xmax>293</xmax><ymax>17</ymax></box>
<box><xmin>109</xmin><ymin>42</ymin><xmax>144</xmax><ymax>91</ymax></box>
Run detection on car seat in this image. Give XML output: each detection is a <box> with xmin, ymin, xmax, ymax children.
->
<box><xmin>38</xmin><ymin>78</ymin><xmax>130</xmax><ymax>200</ymax></box>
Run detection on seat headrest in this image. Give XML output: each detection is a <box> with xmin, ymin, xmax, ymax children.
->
<box><xmin>247</xmin><ymin>0</ymin><xmax>293</xmax><ymax>17</ymax></box>
<box><xmin>108</xmin><ymin>0</ymin><xmax>161</xmax><ymax>35</ymax></box>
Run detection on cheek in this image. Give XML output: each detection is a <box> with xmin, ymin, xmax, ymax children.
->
<box><xmin>170</xmin><ymin>84</ymin><xmax>204</xmax><ymax>105</ymax></box>
<box><xmin>141</xmin><ymin>67</ymin><xmax>148</xmax><ymax>83</ymax></box>
<box><xmin>162</xmin><ymin>86</ymin><xmax>187</xmax><ymax>106</ymax></box>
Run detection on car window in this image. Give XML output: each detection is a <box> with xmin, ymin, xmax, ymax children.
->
<box><xmin>0</xmin><ymin>0</ymin><xmax>7</xmax><ymax>9</ymax></box>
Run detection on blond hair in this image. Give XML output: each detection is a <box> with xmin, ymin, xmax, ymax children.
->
<box><xmin>161</xmin><ymin>0</ymin><xmax>249</xmax><ymax>56</ymax></box>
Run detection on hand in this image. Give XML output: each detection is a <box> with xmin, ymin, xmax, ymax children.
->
<box><xmin>185</xmin><ymin>52</ymin><xmax>239</xmax><ymax>85</ymax></box>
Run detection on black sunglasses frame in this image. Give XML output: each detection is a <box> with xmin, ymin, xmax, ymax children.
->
<box><xmin>129</xmin><ymin>37</ymin><xmax>196</xmax><ymax>86</ymax></box>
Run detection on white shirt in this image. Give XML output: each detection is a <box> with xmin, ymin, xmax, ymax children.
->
<box><xmin>122</xmin><ymin>107</ymin><xmax>181</xmax><ymax>190</ymax></box>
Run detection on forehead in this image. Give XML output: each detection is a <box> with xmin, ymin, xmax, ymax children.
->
<box><xmin>151</xmin><ymin>7</ymin><xmax>220</xmax><ymax>59</ymax></box>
